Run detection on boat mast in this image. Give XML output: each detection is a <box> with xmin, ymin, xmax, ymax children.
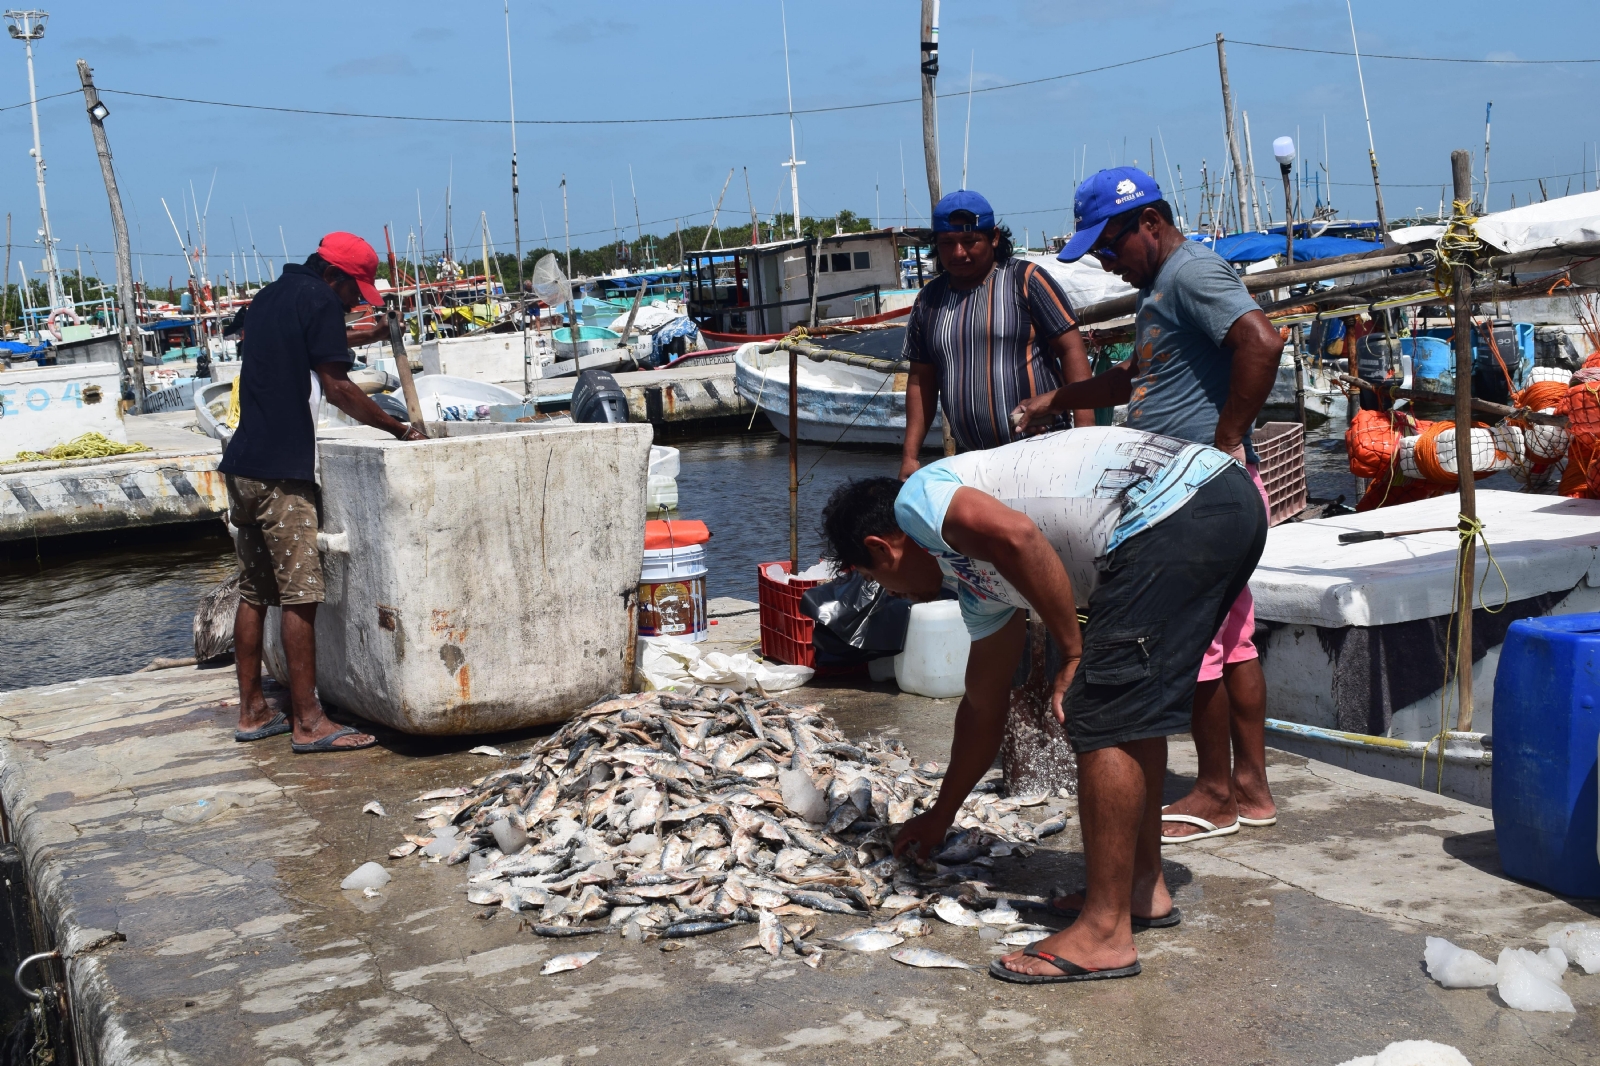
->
<box><xmin>8</xmin><ymin>10</ymin><xmax>65</xmax><ymax>312</ymax></box>
<box><xmin>779</xmin><ymin>0</ymin><xmax>804</xmax><ymax>239</ymax></box>
<box><xmin>961</xmin><ymin>51</ymin><xmax>973</xmax><ymax>190</ymax></box>
<box><xmin>504</xmin><ymin>0</ymin><xmax>523</xmax><ymax>309</ymax></box>
<box><xmin>1481</xmin><ymin>102</ymin><xmax>1493</xmax><ymax>212</ymax></box>
<box><xmin>561</xmin><ymin>175</ymin><xmax>571</xmax><ymax>280</ymax></box>
<box><xmin>1345</xmin><ymin>0</ymin><xmax>1390</xmax><ymax>239</ymax></box>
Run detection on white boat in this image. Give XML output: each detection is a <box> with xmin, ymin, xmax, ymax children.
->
<box><xmin>733</xmin><ymin>341</ymin><xmax>943</xmax><ymax>447</ymax></box>
<box><xmin>1265</xmin><ymin>352</ymin><xmax>1347</xmax><ymax>420</ymax></box>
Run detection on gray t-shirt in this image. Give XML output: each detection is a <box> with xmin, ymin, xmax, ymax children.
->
<box><xmin>1125</xmin><ymin>240</ymin><xmax>1263</xmax><ymax>464</ymax></box>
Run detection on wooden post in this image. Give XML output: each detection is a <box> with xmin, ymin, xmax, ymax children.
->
<box><xmin>788</xmin><ymin>342</ymin><xmax>800</xmax><ymax>573</ymax></box>
<box><xmin>77</xmin><ymin>59</ymin><xmax>147</xmax><ymax>408</ymax></box>
<box><xmin>387</xmin><ymin>311</ymin><xmax>425</xmax><ymax>430</ymax></box>
<box><xmin>920</xmin><ymin>1</ymin><xmax>956</xmax><ymax>457</ymax></box>
<box><xmin>1215</xmin><ymin>35</ymin><xmax>1250</xmax><ymax>235</ymax></box>
<box><xmin>1450</xmin><ymin>149</ymin><xmax>1478</xmax><ymax>732</ymax></box>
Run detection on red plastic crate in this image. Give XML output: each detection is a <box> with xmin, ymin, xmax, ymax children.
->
<box><xmin>757</xmin><ymin>560</ymin><xmax>827</xmax><ymax>667</ymax></box>
<box><xmin>1255</xmin><ymin>421</ymin><xmax>1308</xmax><ymax>526</ymax></box>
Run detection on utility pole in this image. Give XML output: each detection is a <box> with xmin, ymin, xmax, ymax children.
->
<box><xmin>1449</xmin><ymin>148</ymin><xmax>1478</xmax><ymax>732</ymax></box>
<box><xmin>1215</xmin><ymin>35</ymin><xmax>1250</xmax><ymax>237</ymax></box>
<box><xmin>9</xmin><ymin>11</ymin><xmax>65</xmax><ymax>313</ymax></box>
<box><xmin>76</xmin><ymin>59</ymin><xmax>145</xmax><ymax>405</ymax></box>
<box><xmin>920</xmin><ymin>0</ymin><xmax>942</xmax><ymax>211</ymax></box>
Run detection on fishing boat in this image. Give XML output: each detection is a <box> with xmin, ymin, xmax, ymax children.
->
<box><xmin>1265</xmin><ymin>353</ymin><xmax>1347</xmax><ymax>421</ymax></box>
<box><xmin>732</xmin><ymin>329</ymin><xmax>942</xmax><ymax>446</ymax></box>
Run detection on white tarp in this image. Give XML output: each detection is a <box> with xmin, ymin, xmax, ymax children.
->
<box><xmin>1390</xmin><ymin>190</ymin><xmax>1600</xmax><ymax>254</ymax></box>
<box><xmin>635</xmin><ymin>636</ymin><xmax>813</xmax><ymax>694</ymax></box>
<box><xmin>1250</xmin><ymin>490</ymin><xmax>1600</xmax><ymax>629</ymax></box>
<box><xmin>1021</xmin><ymin>253</ymin><xmax>1136</xmax><ymax>311</ymax></box>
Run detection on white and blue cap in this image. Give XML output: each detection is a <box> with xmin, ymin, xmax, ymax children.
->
<box><xmin>932</xmin><ymin>189</ymin><xmax>995</xmax><ymax>232</ymax></box>
<box><xmin>1057</xmin><ymin>167</ymin><xmax>1162</xmax><ymax>262</ymax></box>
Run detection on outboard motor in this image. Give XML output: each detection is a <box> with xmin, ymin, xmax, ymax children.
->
<box><xmin>572</xmin><ymin>368</ymin><xmax>629</xmax><ymax>423</ymax></box>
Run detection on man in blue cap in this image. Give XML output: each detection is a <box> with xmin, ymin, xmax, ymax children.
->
<box><xmin>1009</xmin><ymin>168</ymin><xmax>1282</xmax><ymax>942</ymax></box>
<box><xmin>898</xmin><ymin>189</ymin><xmax>1095</xmax><ymax>480</ymax></box>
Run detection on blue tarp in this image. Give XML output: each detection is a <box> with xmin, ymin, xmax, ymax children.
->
<box><xmin>1191</xmin><ymin>233</ymin><xmax>1383</xmax><ymax>263</ymax></box>
<box><xmin>144</xmin><ymin>319</ymin><xmax>195</xmax><ymax>332</ymax></box>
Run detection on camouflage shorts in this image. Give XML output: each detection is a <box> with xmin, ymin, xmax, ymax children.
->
<box><xmin>227</xmin><ymin>476</ymin><xmax>324</xmax><ymax>606</ymax></box>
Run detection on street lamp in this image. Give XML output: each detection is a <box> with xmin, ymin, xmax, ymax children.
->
<box><xmin>5</xmin><ymin>9</ymin><xmax>67</xmax><ymax>316</ymax></box>
<box><xmin>88</xmin><ymin>99</ymin><xmax>107</xmax><ymax>121</ymax></box>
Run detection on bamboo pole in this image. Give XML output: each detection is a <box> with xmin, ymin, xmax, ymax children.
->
<box><xmin>1449</xmin><ymin>149</ymin><xmax>1477</xmax><ymax>733</ymax></box>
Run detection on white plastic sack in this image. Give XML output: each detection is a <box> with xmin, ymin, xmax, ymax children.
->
<box><xmin>1336</xmin><ymin>1040</ymin><xmax>1473</xmax><ymax>1066</ymax></box>
<box><xmin>636</xmin><ymin>636</ymin><xmax>813</xmax><ymax>694</ymax></box>
<box><xmin>530</xmin><ymin>252</ymin><xmax>571</xmax><ymax>311</ymax></box>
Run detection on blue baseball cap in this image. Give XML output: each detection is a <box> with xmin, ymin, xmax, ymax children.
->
<box><xmin>932</xmin><ymin>190</ymin><xmax>995</xmax><ymax>232</ymax></box>
<box><xmin>1057</xmin><ymin>167</ymin><xmax>1162</xmax><ymax>262</ymax></box>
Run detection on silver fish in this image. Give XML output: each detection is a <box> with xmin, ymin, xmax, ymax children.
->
<box><xmin>388</xmin><ymin>842</ymin><xmax>418</xmax><ymax>859</ymax></box>
<box><xmin>415</xmin><ymin>786</ymin><xmax>471</xmax><ymax>801</ymax></box>
<box><xmin>998</xmin><ymin>930</ymin><xmax>1047</xmax><ymax>947</ymax></box>
<box><xmin>933</xmin><ymin>897</ymin><xmax>981</xmax><ymax>927</ymax></box>
<box><xmin>757</xmin><ymin>910</ymin><xmax>784</xmax><ymax>957</ymax></box>
<box><xmin>786</xmin><ymin>890</ymin><xmax>862</xmax><ymax>915</ymax></box>
<box><xmin>540</xmin><ymin>951</ymin><xmax>600</xmax><ymax>975</ymax></box>
<box><xmin>829</xmin><ymin>928</ymin><xmax>903</xmax><ymax>952</ymax></box>
<box><xmin>363</xmin><ymin>801</ymin><xmax>387</xmax><ymax>817</ymax></box>
<box><xmin>1034</xmin><ymin>814</ymin><xmax>1068</xmax><ymax>838</ymax></box>
<box><xmin>890</xmin><ymin>947</ymin><xmax>971</xmax><ymax>970</ymax></box>
<box><xmin>890</xmin><ymin>916</ymin><xmax>932</xmax><ymax>937</ymax></box>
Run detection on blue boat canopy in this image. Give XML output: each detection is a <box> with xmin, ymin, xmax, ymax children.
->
<box><xmin>143</xmin><ymin>319</ymin><xmax>196</xmax><ymax>332</ymax></box>
<box><xmin>1191</xmin><ymin>233</ymin><xmax>1382</xmax><ymax>263</ymax></box>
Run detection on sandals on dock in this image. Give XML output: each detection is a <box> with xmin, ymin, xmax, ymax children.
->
<box><xmin>1019</xmin><ymin>897</ymin><xmax>1182</xmax><ymax>931</ymax></box>
<box><xmin>292</xmin><ymin>725</ymin><xmax>377</xmax><ymax>754</ymax></box>
<box><xmin>234</xmin><ymin>711</ymin><xmax>291</xmax><ymax>743</ymax></box>
<box><xmin>988</xmin><ymin>948</ymin><xmax>1142</xmax><ymax>985</ymax></box>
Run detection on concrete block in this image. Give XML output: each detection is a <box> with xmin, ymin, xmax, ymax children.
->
<box><xmin>266</xmin><ymin>420</ymin><xmax>652</xmax><ymax>735</ymax></box>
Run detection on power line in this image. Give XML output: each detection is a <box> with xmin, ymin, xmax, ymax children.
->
<box><xmin>1232</xmin><ymin>39</ymin><xmax>1600</xmax><ymax>64</ymax></box>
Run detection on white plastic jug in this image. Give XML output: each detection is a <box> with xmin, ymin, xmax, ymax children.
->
<box><xmin>893</xmin><ymin>600</ymin><xmax>970</xmax><ymax>698</ymax></box>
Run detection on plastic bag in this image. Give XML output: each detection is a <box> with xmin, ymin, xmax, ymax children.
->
<box><xmin>635</xmin><ymin>636</ymin><xmax>813</xmax><ymax>694</ymax></box>
<box><xmin>799</xmin><ymin>572</ymin><xmax>912</xmax><ymax>663</ymax></box>
<box><xmin>530</xmin><ymin>252</ymin><xmax>571</xmax><ymax>311</ymax></box>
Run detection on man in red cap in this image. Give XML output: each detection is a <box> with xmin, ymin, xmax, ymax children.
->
<box><xmin>220</xmin><ymin>231</ymin><xmax>426</xmax><ymax>754</ymax></box>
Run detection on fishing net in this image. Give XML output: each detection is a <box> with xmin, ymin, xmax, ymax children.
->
<box><xmin>530</xmin><ymin>252</ymin><xmax>571</xmax><ymax>311</ymax></box>
<box><xmin>1407</xmin><ymin>422</ymin><xmax>1519</xmax><ymax>484</ymax></box>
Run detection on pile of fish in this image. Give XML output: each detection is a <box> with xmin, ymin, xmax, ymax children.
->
<box><xmin>389</xmin><ymin>688</ymin><xmax>1069</xmax><ymax>963</ymax></box>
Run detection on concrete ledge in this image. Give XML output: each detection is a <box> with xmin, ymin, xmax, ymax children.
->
<box><xmin>0</xmin><ymin>452</ymin><xmax>227</xmax><ymax>542</ymax></box>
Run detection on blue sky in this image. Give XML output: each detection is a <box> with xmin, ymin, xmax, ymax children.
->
<box><xmin>0</xmin><ymin>0</ymin><xmax>1593</xmax><ymax>285</ymax></box>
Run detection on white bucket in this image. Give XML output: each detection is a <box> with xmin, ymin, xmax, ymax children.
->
<box><xmin>638</xmin><ymin>543</ymin><xmax>708</xmax><ymax>642</ymax></box>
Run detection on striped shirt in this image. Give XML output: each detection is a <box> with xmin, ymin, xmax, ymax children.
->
<box><xmin>903</xmin><ymin>257</ymin><xmax>1078</xmax><ymax>451</ymax></box>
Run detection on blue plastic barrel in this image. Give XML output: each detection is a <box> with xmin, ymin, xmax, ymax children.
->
<box><xmin>1492</xmin><ymin>613</ymin><xmax>1600</xmax><ymax>897</ymax></box>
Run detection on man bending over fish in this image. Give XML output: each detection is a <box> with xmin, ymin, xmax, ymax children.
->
<box><xmin>818</xmin><ymin>426</ymin><xmax>1265</xmax><ymax>984</ymax></box>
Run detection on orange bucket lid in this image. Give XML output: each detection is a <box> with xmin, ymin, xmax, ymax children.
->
<box><xmin>644</xmin><ymin>519</ymin><xmax>710</xmax><ymax>550</ymax></box>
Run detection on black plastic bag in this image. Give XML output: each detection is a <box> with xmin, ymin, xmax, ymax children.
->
<box><xmin>799</xmin><ymin>572</ymin><xmax>913</xmax><ymax>664</ymax></box>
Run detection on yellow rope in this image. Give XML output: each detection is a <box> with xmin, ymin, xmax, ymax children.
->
<box><xmin>1421</xmin><ymin>513</ymin><xmax>1510</xmax><ymax>792</ymax></box>
<box><xmin>5</xmin><ymin>431</ymin><xmax>150</xmax><ymax>464</ymax></box>
<box><xmin>225</xmin><ymin>373</ymin><xmax>241</xmax><ymax>429</ymax></box>
<box><xmin>1434</xmin><ymin>199</ymin><xmax>1483</xmax><ymax>295</ymax></box>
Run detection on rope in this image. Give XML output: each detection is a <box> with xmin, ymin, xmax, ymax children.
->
<box><xmin>1413</xmin><ymin>421</ymin><xmax>1498</xmax><ymax>484</ymax></box>
<box><xmin>1422</xmin><ymin>513</ymin><xmax>1511</xmax><ymax>792</ymax></box>
<box><xmin>5</xmin><ymin>432</ymin><xmax>149</xmax><ymax>464</ymax></box>
<box><xmin>1435</xmin><ymin>200</ymin><xmax>1483</xmax><ymax>294</ymax></box>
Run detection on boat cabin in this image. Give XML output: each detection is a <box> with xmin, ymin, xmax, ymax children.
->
<box><xmin>684</xmin><ymin>228</ymin><xmax>928</xmax><ymax>340</ymax></box>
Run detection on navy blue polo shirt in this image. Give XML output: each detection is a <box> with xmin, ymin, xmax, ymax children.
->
<box><xmin>218</xmin><ymin>263</ymin><xmax>352</xmax><ymax>482</ymax></box>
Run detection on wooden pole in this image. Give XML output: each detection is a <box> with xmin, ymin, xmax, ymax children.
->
<box><xmin>387</xmin><ymin>311</ymin><xmax>425</xmax><ymax>430</ymax></box>
<box><xmin>1450</xmin><ymin>148</ymin><xmax>1477</xmax><ymax>733</ymax></box>
<box><xmin>921</xmin><ymin>1</ymin><xmax>956</xmax><ymax>457</ymax></box>
<box><xmin>77</xmin><ymin>59</ymin><xmax>147</xmax><ymax>408</ymax></box>
<box><xmin>1215</xmin><ymin>35</ymin><xmax>1250</xmax><ymax>235</ymax></box>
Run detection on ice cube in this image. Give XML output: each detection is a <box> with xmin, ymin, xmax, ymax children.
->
<box><xmin>623</xmin><ymin>833</ymin><xmax>659</xmax><ymax>857</ymax></box>
<box><xmin>340</xmin><ymin>862</ymin><xmax>391</xmax><ymax>891</ymax></box>
<box><xmin>1496</xmin><ymin>948</ymin><xmax>1575</xmax><ymax>1013</ymax></box>
<box><xmin>420</xmin><ymin>826</ymin><xmax>459</xmax><ymax>857</ymax></box>
<box><xmin>1548</xmin><ymin>922</ymin><xmax>1600</xmax><ymax>974</ymax></box>
<box><xmin>778</xmin><ymin>769</ymin><xmax>826</xmax><ymax>824</ymax></box>
<box><xmin>1499</xmin><ymin>945</ymin><xmax>1564</xmax><ymax>983</ymax></box>
<box><xmin>1335</xmin><ymin>1039</ymin><xmax>1474</xmax><ymax>1066</ymax></box>
<box><xmin>490</xmin><ymin>818</ymin><xmax>529</xmax><ymax>856</ymax></box>
<box><xmin>1423</xmin><ymin>936</ymin><xmax>1497</xmax><ymax>988</ymax></box>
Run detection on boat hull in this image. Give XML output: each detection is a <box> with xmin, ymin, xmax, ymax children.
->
<box><xmin>733</xmin><ymin>343</ymin><xmax>940</xmax><ymax>447</ymax></box>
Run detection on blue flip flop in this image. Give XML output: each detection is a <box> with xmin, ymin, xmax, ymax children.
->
<box><xmin>292</xmin><ymin>725</ymin><xmax>377</xmax><ymax>754</ymax></box>
<box><xmin>235</xmin><ymin>710</ymin><xmax>291</xmax><ymax>743</ymax></box>
<box><xmin>988</xmin><ymin>948</ymin><xmax>1142</xmax><ymax>985</ymax></box>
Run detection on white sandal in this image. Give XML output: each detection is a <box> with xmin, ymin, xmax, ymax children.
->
<box><xmin>1159</xmin><ymin>813</ymin><xmax>1240</xmax><ymax>845</ymax></box>
<box><xmin>1237</xmin><ymin>814</ymin><xmax>1278</xmax><ymax>828</ymax></box>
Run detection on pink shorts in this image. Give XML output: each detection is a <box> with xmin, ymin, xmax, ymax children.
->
<box><xmin>1198</xmin><ymin>463</ymin><xmax>1271</xmax><ymax>683</ymax></box>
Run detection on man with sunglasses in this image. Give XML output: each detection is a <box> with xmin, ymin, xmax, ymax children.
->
<box><xmin>898</xmin><ymin>190</ymin><xmax>1095</xmax><ymax>480</ymax></box>
<box><xmin>1013</xmin><ymin>167</ymin><xmax>1282</xmax><ymax>864</ymax></box>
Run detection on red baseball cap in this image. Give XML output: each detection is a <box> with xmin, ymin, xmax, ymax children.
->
<box><xmin>316</xmin><ymin>231</ymin><xmax>384</xmax><ymax>307</ymax></box>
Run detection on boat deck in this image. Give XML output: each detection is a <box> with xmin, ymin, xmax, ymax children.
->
<box><xmin>0</xmin><ymin>633</ymin><xmax>1593</xmax><ymax>1065</ymax></box>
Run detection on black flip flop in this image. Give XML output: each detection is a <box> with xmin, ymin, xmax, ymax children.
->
<box><xmin>988</xmin><ymin>947</ymin><xmax>1142</xmax><ymax>985</ymax></box>
<box><xmin>291</xmin><ymin>725</ymin><xmax>377</xmax><ymax>754</ymax></box>
<box><xmin>235</xmin><ymin>710</ymin><xmax>291</xmax><ymax>743</ymax></box>
<box><xmin>1019</xmin><ymin>898</ymin><xmax>1182</xmax><ymax>931</ymax></box>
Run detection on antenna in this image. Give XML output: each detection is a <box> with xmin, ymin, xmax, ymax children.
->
<box><xmin>1481</xmin><ymin>101</ymin><xmax>1493</xmax><ymax>212</ymax></box>
<box><xmin>961</xmin><ymin>51</ymin><xmax>974</xmax><ymax>190</ymax></box>
<box><xmin>779</xmin><ymin>0</ymin><xmax>804</xmax><ymax>238</ymax></box>
<box><xmin>1345</xmin><ymin>0</ymin><xmax>1389</xmax><ymax>236</ymax></box>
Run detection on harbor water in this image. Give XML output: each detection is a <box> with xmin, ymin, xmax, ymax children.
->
<box><xmin>0</xmin><ymin>416</ymin><xmax>1518</xmax><ymax>691</ymax></box>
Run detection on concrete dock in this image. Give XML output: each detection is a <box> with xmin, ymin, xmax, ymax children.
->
<box><xmin>1</xmin><ymin>635</ymin><xmax>1594</xmax><ymax>1065</ymax></box>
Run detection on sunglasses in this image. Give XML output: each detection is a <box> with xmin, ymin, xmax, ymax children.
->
<box><xmin>1092</xmin><ymin>213</ymin><xmax>1143</xmax><ymax>261</ymax></box>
